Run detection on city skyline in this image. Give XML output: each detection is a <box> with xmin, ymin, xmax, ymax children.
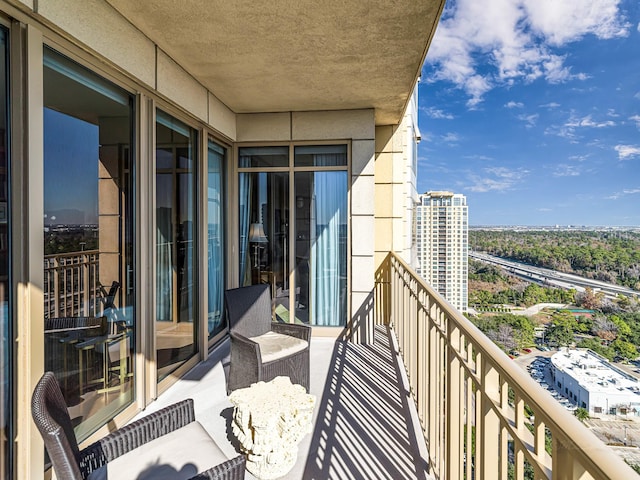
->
<box><xmin>417</xmin><ymin>0</ymin><xmax>640</xmax><ymax>227</ymax></box>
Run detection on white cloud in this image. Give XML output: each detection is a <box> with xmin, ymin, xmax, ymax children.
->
<box><xmin>517</xmin><ymin>113</ymin><xmax>539</xmax><ymax>128</ymax></box>
<box><xmin>426</xmin><ymin>0</ymin><xmax>630</xmax><ymax>106</ymax></box>
<box><xmin>615</xmin><ymin>145</ymin><xmax>640</xmax><ymax>160</ymax></box>
<box><xmin>552</xmin><ymin>164</ymin><xmax>580</xmax><ymax>177</ymax></box>
<box><xmin>540</xmin><ymin>102</ymin><xmax>561</xmax><ymax>108</ymax></box>
<box><xmin>606</xmin><ymin>188</ymin><xmax>640</xmax><ymax>200</ymax></box>
<box><xmin>422</xmin><ymin>106</ymin><xmax>454</xmax><ymax>119</ymax></box>
<box><xmin>505</xmin><ymin>101</ymin><xmax>524</xmax><ymax>108</ymax></box>
<box><xmin>565</xmin><ymin>114</ymin><xmax>616</xmax><ymax>128</ymax></box>
<box><xmin>568</xmin><ymin>154</ymin><xmax>589</xmax><ymax>162</ymax></box>
<box><xmin>465</xmin><ymin>166</ymin><xmax>529</xmax><ymax>192</ymax></box>
<box><xmin>630</xmin><ymin>115</ymin><xmax>640</xmax><ymax>129</ymax></box>
<box><xmin>442</xmin><ymin>132</ymin><xmax>460</xmax><ymax>143</ymax></box>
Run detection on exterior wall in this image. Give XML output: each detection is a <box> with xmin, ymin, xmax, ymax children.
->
<box><xmin>373</xmin><ymin>86</ymin><xmax>420</xmax><ymax>270</ymax></box>
<box><xmin>2</xmin><ymin>1</ymin><xmax>391</xmax><ymax>477</ymax></box>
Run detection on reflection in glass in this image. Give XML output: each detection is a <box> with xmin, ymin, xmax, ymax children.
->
<box><xmin>207</xmin><ymin>141</ymin><xmax>225</xmax><ymax>339</ymax></box>
<box><xmin>155</xmin><ymin>111</ymin><xmax>197</xmax><ymax>381</ymax></box>
<box><xmin>0</xmin><ymin>27</ymin><xmax>8</xmax><ymax>479</ymax></box>
<box><xmin>238</xmin><ymin>146</ymin><xmax>288</xmax><ymax>168</ymax></box>
<box><xmin>238</xmin><ymin>172</ymin><xmax>290</xmax><ymax>315</ymax></box>
<box><xmin>43</xmin><ymin>47</ymin><xmax>135</xmax><ymax>442</ymax></box>
<box><xmin>295</xmin><ymin>171</ymin><xmax>347</xmax><ymax>326</ymax></box>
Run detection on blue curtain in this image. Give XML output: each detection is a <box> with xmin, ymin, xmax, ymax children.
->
<box><xmin>238</xmin><ymin>169</ymin><xmax>252</xmax><ymax>285</ymax></box>
<box><xmin>310</xmin><ymin>171</ymin><xmax>347</xmax><ymax>326</ymax></box>
<box><xmin>207</xmin><ymin>143</ymin><xmax>224</xmax><ymax>336</ymax></box>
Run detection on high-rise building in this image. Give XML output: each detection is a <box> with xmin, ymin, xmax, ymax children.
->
<box><xmin>416</xmin><ymin>191</ymin><xmax>468</xmax><ymax>313</ymax></box>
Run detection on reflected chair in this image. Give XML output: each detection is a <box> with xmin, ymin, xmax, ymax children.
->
<box><xmin>31</xmin><ymin>372</ymin><xmax>246</xmax><ymax>480</ymax></box>
<box><xmin>225</xmin><ymin>284</ymin><xmax>311</xmax><ymax>393</ymax></box>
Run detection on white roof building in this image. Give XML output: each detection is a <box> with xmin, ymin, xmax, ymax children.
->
<box><xmin>550</xmin><ymin>349</ymin><xmax>640</xmax><ymax>415</ymax></box>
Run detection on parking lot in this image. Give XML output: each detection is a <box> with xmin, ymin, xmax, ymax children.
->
<box><xmin>514</xmin><ymin>349</ymin><xmax>640</xmax><ymax>469</ymax></box>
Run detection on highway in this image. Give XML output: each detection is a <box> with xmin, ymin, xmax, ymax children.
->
<box><xmin>470</xmin><ymin>251</ymin><xmax>639</xmax><ymax>298</ymax></box>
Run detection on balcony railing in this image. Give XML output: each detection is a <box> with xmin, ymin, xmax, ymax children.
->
<box><xmin>375</xmin><ymin>252</ymin><xmax>635</xmax><ymax>479</ymax></box>
<box><xmin>44</xmin><ymin>250</ymin><xmax>100</xmax><ymax>319</ymax></box>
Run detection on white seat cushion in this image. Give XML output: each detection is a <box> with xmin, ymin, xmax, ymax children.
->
<box><xmin>249</xmin><ymin>330</ymin><xmax>308</xmax><ymax>364</ymax></box>
<box><xmin>87</xmin><ymin>421</ymin><xmax>229</xmax><ymax>480</ymax></box>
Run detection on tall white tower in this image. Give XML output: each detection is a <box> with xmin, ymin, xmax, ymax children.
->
<box><xmin>416</xmin><ymin>191</ymin><xmax>468</xmax><ymax>313</ymax></box>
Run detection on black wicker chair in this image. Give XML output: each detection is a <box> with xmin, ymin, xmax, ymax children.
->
<box><xmin>225</xmin><ymin>284</ymin><xmax>311</xmax><ymax>393</ymax></box>
<box><xmin>32</xmin><ymin>372</ymin><xmax>245</xmax><ymax>480</ymax></box>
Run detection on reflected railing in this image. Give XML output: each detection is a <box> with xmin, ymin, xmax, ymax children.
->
<box><xmin>374</xmin><ymin>252</ymin><xmax>635</xmax><ymax>479</ymax></box>
<box><xmin>44</xmin><ymin>250</ymin><xmax>100</xmax><ymax>319</ymax></box>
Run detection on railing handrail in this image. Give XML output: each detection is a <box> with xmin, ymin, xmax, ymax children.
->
<box><xmin>376</xmin><ymin>251</ymin><xmax>636</xmax><ymax>479</ymax></box>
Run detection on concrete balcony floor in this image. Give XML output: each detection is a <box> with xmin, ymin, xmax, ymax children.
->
<box><xmin>138</xmin><ymin>325</ymin><xmax>431</xmax><ymax>479</ymax></box>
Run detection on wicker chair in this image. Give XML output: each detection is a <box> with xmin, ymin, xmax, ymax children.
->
<box><xmin>225</xmin><ymin>284</ymin><xmax>311</xmax><ymax>393</ymax></box>
<box><xmin>31</xmin><ymin>372</ymin><xmax>246</xmax><ymax>480</ymax></box>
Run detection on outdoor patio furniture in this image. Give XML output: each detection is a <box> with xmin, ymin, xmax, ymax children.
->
<box><xmin>225</xmin><ymin>284</ymin><xmax>311</xmax><ymax>393</ymax></box>
<box><xmin>31</xmin><ymin>371</ymin><xmax>246</xmax><ymax>480</ymax></box>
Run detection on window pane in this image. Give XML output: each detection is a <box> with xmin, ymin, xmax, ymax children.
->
<box><xmin>43</xmin><ymin>47</ymin><xmax>135</xmax><ymax>442</ymax></box>
<box><xmin>238</xmin><ymin>172</ymin><xmax>290</xmax><ymax>313</ymax></box>
<box><xmin>0</xmin><ymin>27</ymin><xmax>9</xmax><ymax>479</ymax></box>
<box><xmin>295</xmin><ymin>171</ymin><xmax>347</xmax><ymax>326</ymax></box>
<box><xmin>155</xmin><ymin>110</ymin><xmax>197</xmax><ymax>381</ymax></box>
<box><xmin>294</xmin><ymin>145</ymin><xmax>347</xmax><ymax>167</ymax></box>
<box><xmin>239</xmin><ymin>146</ymin><xmax>288</xmax><ymax>168</ymax></box>
<box><xmin>208</xmin><ymin>141</ymin><xmax>226</xmax><ymax>339</ymax></box>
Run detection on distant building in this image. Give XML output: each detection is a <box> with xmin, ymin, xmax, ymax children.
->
<box><xmin>550</xmin><ymin>349</ymin><xmax>640</xmax><ymax>416</ymax></box>
<box><xmin>415</xmin><ymin>191</ymin><xmax>468</xmax><ymax>313</ymax></box>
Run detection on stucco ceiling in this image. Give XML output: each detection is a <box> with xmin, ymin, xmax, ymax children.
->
<box><xmin>105</xmin><ymin>0</ymin><xmax>444</xmax><ymax>125</ymax></box>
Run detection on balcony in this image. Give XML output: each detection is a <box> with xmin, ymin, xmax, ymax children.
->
<box><xmin>135</xmin><ymin>252</ymin><xmax>635</xmax><ymax>479</ymax></box>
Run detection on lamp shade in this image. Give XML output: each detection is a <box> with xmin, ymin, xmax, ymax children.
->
<box><xmin>249</xmin><ymin>223</ymin><xmax>268</xmax><ymax>243</ymax></box>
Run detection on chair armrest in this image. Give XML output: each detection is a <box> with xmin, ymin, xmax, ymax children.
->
<box><xmin>79</xmin><ymin>399</ymin><xmax>196</xmax><ymax>476</ymax></box>
<box><xmin>188</xmin><ymin>455</ymin><xmax>246</xmax><ymax>480</ymax></box>
<box><xmin>272</xmin><ymin>322</ymin><xmax>311</xmax><ymax>342</ymax></box>
<box><xmin>230</xmin><ymin>331</ymin><xmax>262</xmax><ymax>361</ymax></box>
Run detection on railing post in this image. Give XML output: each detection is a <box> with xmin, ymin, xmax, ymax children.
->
<box><xmin>553</xmin><ymin>439</ymin><xmax>594</xmax><ymax>480</ymax></box>
<box><xmin>446</xmin><ymin>319</ymin><xmax>463</xmax><ymax>480</ymax></box>
<box><xmin>479</xmin><ymin>357</ymin><xmax>500</xmax><ymax>480</ymax></box>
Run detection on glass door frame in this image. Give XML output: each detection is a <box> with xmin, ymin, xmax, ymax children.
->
<box><xmin>232</xmin><ymin>140</ymin><xmax>351</xmax><ymax>330</ymax></box>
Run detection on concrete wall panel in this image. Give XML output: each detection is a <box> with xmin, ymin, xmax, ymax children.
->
<box><xmin>351</xmin><ymin>216</ymin><xmax>375</xmax><ymax>257</ymax></box>
<box><xmin>292</xmin><ymin>109</ymin><xmax>374</xmax><ymax>141</ymax></box>
<box><xmin>208</xmin><ymin>93</ymin><xmax>236</xmax><ymax>140</ymax></box>
<box><xmin>38</xmin><ymin>0</ymin><xmax>156</xmax><ymax>87</ymax></box>
<box><xmin>236</xmin><ymin>113</ymin><xmax>291</xmax><ymax>142</ymax></box>
<box><xmin>351</xmin><ymin>174</ymin><xmax>374</xmax><ymax>216</ymax></box>
<box><xmin>157</xmin><ymin>50</ymin><xmax>208</xmax><ymax>122</ymax></box>
<box><xmin>352</xmin><ymin>139</ymin><xmax>375</xmax><ymax>176</ymax></box>
<box><xmin>351</xmin><ymin>255</ymin><xmax>374</xmax><ymax>293</ymax></box>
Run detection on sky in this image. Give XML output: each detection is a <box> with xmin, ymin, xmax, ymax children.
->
<box><xmin>418</xmin><ymin>0</ymin><xmax>640</xmax><ymax>227</ymax></box>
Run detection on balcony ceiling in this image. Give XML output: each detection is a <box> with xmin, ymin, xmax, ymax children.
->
<box><xmin>105</xmin><ymin>0</ymin><xmax>444</xmax><ymax>125</ymax></box>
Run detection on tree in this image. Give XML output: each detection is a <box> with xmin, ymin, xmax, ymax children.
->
<box><xmin>547</xmin><ymin>321</ymin><xmax>574</xmax><ymax>347</ymax></box>
<box><xmin>576</xmin><ymin>287</ymin><xmax>604</xmax><ymax>310</ymax></box>
<box><xmin>487</xmin><ymin>324</ymin><xmax>517</xmax><ymax>352</ymax></box>
<box><xmin>592</xmin><ymin>316</ymin><xmax>618</xmax><ymax>344</ymax></box>
<box><xmin>611</xmin><ymin>339</ymin><xmax>638</xmax><ymax>362</ymax></box>
<box><xmin>574</xmin><ymin>407</ymin><xmax>589</xmax><ymax>423</ymax></box>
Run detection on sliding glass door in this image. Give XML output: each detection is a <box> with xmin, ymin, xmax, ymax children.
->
<box><xmin>238</xmin><ymin>144</ymin><xmax>347</xmax><ymax>326</ymax></box>
<box><xmin>207</xmin><ymin>140</ymin><xmax>226</xmax><ymax>339</ymax></box>
<box><xmin>43</xmin><ymin>47</ymin><xmax>136</xmax><ymax>441</ymax></box>
<box><xmin>0</xmin><ymin>26</ymin><xmax>9</xmax><ymax>478</ymax></box>
<box><xmin>155</xmin><ymin>111</ymin><xmax>198</xmax><ymax>381</ymax></box>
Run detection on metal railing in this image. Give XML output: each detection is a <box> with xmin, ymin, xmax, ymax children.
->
<box><xmin>44</xmin><ymin>250</ymin><xmax>100</xmax><ymax>319</ymax></box>
<box><xmin>375</xmin><ymin>252</ymin><xmax>635</xmax><ymax>479</ymax></box>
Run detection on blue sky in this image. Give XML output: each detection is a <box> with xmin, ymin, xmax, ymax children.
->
<box><xmin>418</xmin><ymin>0</ymin><xmax>640</xmax><ymax>226</ymax></box>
